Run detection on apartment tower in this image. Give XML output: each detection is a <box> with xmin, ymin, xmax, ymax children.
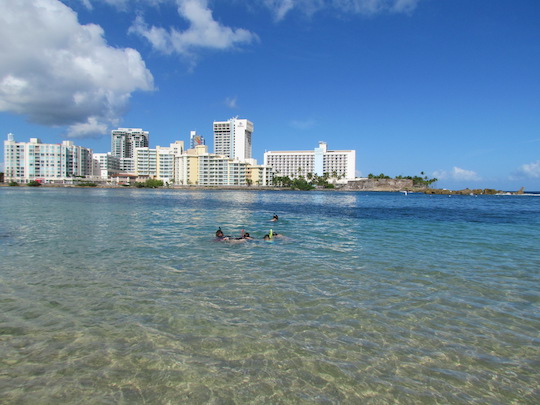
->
<box><xmin>111</xmin><ymin>128</ymin><xmax>149</xmax><ymax>172</ymax></box>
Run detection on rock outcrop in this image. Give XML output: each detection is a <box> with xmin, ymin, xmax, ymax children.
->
<box><xmin>340</xmin><ymin>178</ymin><xmax>414</xmax><ymax>191</ymax></box>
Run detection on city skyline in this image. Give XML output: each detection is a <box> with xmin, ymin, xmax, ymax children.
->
<box><xmin>1</xmin><ymin>0</ymin><xmax>539</xmax><ymax>190</ymax></box>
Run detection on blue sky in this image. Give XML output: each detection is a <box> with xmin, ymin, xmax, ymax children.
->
<box><xmin>1</xmin><ymin>0</ymin><xmax>539</xmax><ymax>190</ymax></box>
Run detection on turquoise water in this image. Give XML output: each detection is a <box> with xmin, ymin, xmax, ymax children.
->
<box><xmin>1</xmin><ymin>188</ymin><xmax>539</xmax><ymax>404</ymax></box>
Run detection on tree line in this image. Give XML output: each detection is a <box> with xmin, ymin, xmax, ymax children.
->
<box><xmin>272</xmin><ymin>172</ymin><xmax>337</xmax><ymax>191</ymax></box>
<box><xmin>367</xmin><ymin>172</ymin><xmax>438</xmax><ymax>188</ymax></box>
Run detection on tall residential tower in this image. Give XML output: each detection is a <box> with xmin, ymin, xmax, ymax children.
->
<box><xmin>111</xmin><ymin>128</ymin><xmax>149</xmax><ymax>172</ymax></box>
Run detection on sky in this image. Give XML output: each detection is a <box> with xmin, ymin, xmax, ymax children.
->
<box><xmin>1</xmin><ymin>0</ymin><xmax>539</xmax><ymax>191</ymax></box>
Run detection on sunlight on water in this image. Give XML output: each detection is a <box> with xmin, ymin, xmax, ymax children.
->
<box><xmin>1</xmin><ymin>188</ymin><xmax>539</xmax><ymax>403</ymax></box>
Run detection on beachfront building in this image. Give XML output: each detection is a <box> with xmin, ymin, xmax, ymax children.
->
<box><xmin>246</xmin><ymin>163</ymin><xmax>274</xmax><ymax>186</ymax></box>
<box><xmin>174</xmin><ymin>145</ymin><xmax>274</xmax><ymax>186</ymax></box>
<box><xmin>4</xmin><ymin>134</ymin><xmax>93</xmax><ymax>183</ymax></box>
<box><xmin>175</xmin><ymin>145</ymin><xmax>246</xmax><ymax>186</ymax></box>
<box><xmin>133</xmin><ymin>147</ymin><xmax>157</xmax><ymax>178</ymax></box>
<box><xmin>92</xmin><ymin>153</ymin><xmax>120</xmax><ymax>179</ymax></box>
<box><xmin>213</xmin><ymin>117</ymin><xmax>253</xmax><ymax>161</ymax></box>
<box><xmin>111</xmin><ymin>128</ymin><xmax>149</xmax><ymax>172</ymax></box>
<box><xmin>264</xmin><ymin>142</ymin><xmax>356</xmax><ymax>180</ymax></box>
<box><xmin>134</xmin><ymin>141</ymin><xmax>185</xmax><ymax>183</ymax></box>
<box><xmin>189</xmin><ymin>131</ymin><xmax>205</xmax><ymax>149</ymax></box>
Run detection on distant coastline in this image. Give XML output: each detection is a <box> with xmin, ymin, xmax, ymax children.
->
<box><xmin>0</xmin><ymin>182</ymin><xmax>533</xmax><ymax>195</ymax></box>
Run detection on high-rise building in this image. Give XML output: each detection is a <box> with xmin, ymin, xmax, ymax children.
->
<box><xmin>264</xmin><ymin>142</ymin><xmax>356</xmax><ymax>180</ymax></box>
<box><xmin>189</xmin><ymin>131</ymin><xmax>205</xmax><ymax>149</ymax></box>
<box><xmin>4</xmin><ymin>134</ymin><xmax>93</xmax><ymax>183</ymax></box>
<box><xmin>213</xmin><ymin>117</ymin><xmax>253</xmax><ymax>161</ymax></box>
<box><xmin>111</xmin><ymin>128</ymin><xmax>149</xmax><ymax>172</ymax></box>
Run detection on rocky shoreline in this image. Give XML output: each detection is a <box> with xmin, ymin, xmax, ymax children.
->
<box><xmin>423</xmin><ymin>187</ymin><xmax>525</xmax><ymax>195</ymax></box>
<box><xmin>338</xmin><ymin>178</ymin><xmax>526</xmax><ymax>195</ymax></box>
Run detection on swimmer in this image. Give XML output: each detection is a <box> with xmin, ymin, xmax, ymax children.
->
<box><xmin>215</xmin><ymin>227</ymin><xmax>231</xmax><ymax>241</ymax></box>
<box><xmin>243</xmin><ymin>232</ymin><xmax>254</xmax><ymax>240</ymax></box>
<box><xmin>263</xmin><ymin>229</ymin><xmax>279</xmax><ymax>240</ymax></box>
<box><xmin>225</xmin><ymin>236</ymin><xmax>248</xmax><ymax>243</ymax></box>
<box><xmin>271</xmin><ymin>214</ymin><xmax>279</xmax><ymax>222</ymax></box>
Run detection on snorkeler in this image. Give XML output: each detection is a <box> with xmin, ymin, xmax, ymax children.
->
<box><xmin>263</xmin><ymin>229</ymin><xmax>280</xmax><ymax>240</ymax></box>
<box><xmin>215</xmin><ymin>227</ymin><xmax>232</xmax><ymax>241</ymax></box>
<box><xmin>215</xmin><ymin>228</ymin><xmax>253</xmax><ymax>242</ymax></box>
<box><xmin>271</xmin><ymin>214</ymin><xmax>279</xmax><ymax>222</ymax></box>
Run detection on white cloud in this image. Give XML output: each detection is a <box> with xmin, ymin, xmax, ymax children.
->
<box><xmin>263</xmin><ymin>0</ymin><xmax>421</xmax><ymax>20</ymax></box>
<box><xmin>433</xmin><ymin>167</ymin><xmax>481</xmax><ymax>181</ymax></box>
<box><xmin>290</xmin><ymin>119</ymin><xmax>316</xmax><ymax>130</ymax></box>
<box><xmin>516</xmin><ymin>160</ymin><xmax>540</xmax><ymax>179</ymax></box>
<box><xmin>452</xmin><ymin>167</ymin><xmax>481</xmax><ymax>181</ymax></box>
<box><xmin>129</xmin><ymin>0</ymin><xmax>258</xmax><ymax>58</ymax></box>
<box><xmin>225</xmin><ymin>96</ymin><xmax>238</xmax><ymax>108</ymax></box>
<box><xmin>0</xmin><ymin>0</ymin><xmax>154</xmax><ymax>138</ymax></box>
<box><xmin>80</xmin><ymin>0</ymin><xmax>93</xmax><ymax>9</ymax></box>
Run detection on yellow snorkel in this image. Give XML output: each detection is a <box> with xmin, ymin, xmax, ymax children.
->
<box><xmin>269</xmin><ymin>229</ymin><xmax>273</xmax><ymax>239</ymax></box>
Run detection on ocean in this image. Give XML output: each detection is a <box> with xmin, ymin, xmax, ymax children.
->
<box><xmin>1</xmin><ymin>188</ymin><xmax>539</xmax><ymax>404</ymax></box>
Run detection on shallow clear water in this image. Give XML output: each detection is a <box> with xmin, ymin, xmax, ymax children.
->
<box><xmin>1</xmin><ymin>188</ymin><xmax>539</xmax><ymax>404</ymax></box>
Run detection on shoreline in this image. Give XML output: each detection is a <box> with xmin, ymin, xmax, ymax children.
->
<box><xmin>0</xmin><ymin>183</ymin><xmax>533</xmax><ymax>195</ymax></box>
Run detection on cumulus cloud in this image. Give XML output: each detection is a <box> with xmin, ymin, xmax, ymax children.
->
<box><xmin>129</xmin><ymin>0</ymin><xmax>258</xmax><ymax>59</ymax></box>
<box><xmin>433</xmin><ymin>167</ymin><xmax>481</xmax><ymax>181</ymax></box>
<box><xmin>262</xmin><ymin>0</ymin><xmax>421</xmax><ymax>20</ymax></box>
<box><xmin>0</xmin><ymin>0</ymin><xmax>154</xmax><ymax>138</ymax></box>
<box><xmin>515</xmin><ymin>160</ymin><xmax>540</xmax><ymax>179</ymax></box>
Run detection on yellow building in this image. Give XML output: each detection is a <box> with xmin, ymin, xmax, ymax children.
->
<box><xmin>174</xmin><ymin>145</ymin><xmax>272</xmax><ymax>186</ymax></box>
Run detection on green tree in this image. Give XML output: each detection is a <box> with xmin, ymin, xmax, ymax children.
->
<box><xmin>145</xmin><ymin>179</ymin><xmax>163</xmax><ymax>188</ymax></box>
<box><xmin>291</xmin><ymin>178</ymin><xmax>314</xmax><ymax>190</ymax></box>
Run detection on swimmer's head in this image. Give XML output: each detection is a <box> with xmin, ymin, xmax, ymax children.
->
<box><xmin>216</xmin><ymin>228</ymin><xmax>224</xmax><ymax>237</ymax></box>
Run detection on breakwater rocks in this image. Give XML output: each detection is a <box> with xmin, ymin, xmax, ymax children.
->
<box><xmin>340</xmin><ymin>179</ymin><xmax>525</xmax><ymax>195</ymax></box>
<box><xmin>425</xmin><ymin>187</ymin><xmax>525</xmax><ymax>195</ymax></box>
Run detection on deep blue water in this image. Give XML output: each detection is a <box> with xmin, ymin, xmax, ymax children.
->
<box><xmin>1</xmin><ymin>188</ymin><xmax>539</xmax><ymax>403</ymax></box>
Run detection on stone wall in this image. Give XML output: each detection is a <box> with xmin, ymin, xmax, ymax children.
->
<box><xmin>341</xmin><ymin>178</ymin><xmax>413</xmax><ymax>191</ymax></box>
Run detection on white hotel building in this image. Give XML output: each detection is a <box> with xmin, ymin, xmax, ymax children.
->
<box><xmin>213</xmin><ymin>117</ymin><xmax>253</xmax><ymax>161</ymax></box>
<box><xmin>264</xmin><ymin>142</ymin><xmax>356</xmax><ymax>180</ymax></box>
<box><xmin>4</xmin><ymin>134</ymin><xmax>93</xmax><ymax>183</ymax></box>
